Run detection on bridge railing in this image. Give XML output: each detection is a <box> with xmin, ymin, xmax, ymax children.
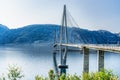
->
<box><xmin>56</xmin><ymin>43</ymin><xmax>120</xmax><ymax>50</ymax></box>
<box><xmin>82</xmin><ymin>44</ymin><xmax>120</xmax><ymax>50</ymax></box>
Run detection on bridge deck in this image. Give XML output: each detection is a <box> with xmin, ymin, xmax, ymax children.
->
<box><xmin>57</xmin><ymin>44</ymin><xmax>120</xmax><ymax>53</ymax></box>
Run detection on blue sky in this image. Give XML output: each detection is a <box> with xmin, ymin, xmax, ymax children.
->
<box><xmin>0</xmin><ymin>0</ymin><xmax>120</xmax><ymax>32</ymax></box>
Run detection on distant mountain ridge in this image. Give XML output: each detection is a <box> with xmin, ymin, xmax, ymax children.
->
<box><xmin>0</xmin><ymin>24</ymin><xmax>119</xmax><ymax>45</ymax></box>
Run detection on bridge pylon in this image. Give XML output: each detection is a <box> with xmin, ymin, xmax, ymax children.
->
<box><xmin>59</xmin><ymin>4</ymin><xmax>68</xmax><ymax>75</ymax></box>
<box><xmin>53</xmin><ymin>5</ymin><xmax>69</xmax><ymax>77</ymax></box>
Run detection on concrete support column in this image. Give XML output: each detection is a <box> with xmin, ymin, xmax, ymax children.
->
<box><xmin>98</xmin><ymin>50</ymin><xmax>104</xmax><ymax>71</ymax></box>
<box><xmin>83</xmin><ymin>47</ymin><xmax>89</xmax><ymax>73</ymax></box>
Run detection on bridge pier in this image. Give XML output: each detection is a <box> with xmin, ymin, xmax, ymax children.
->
<box><xmin>98</xmin><ymin>50</ymin><xmax>104</xmax><ymax>71</ymax></box>
<box><xmin>83</xmin><ymin>47</ymin><xmax>89</xmax><ymax>73</ymax></box>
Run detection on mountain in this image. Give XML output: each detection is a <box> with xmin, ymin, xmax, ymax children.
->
<box><xmin>0</xmin><ymin>24</ymin><xmax>9</xmax><ymax>43</ymax></box>
<box><xmin>0</xmin><ymin>24</ymin><xmax>59</xmax><ymax>44</ymax></box>
<box><xmin>0</xmin><ymin>24</ymin><xmax>119</xmax><ymax>45</ymax></box>
<box><xmin>71</xmin><ymin>28</ymin><xmax>119</xmax><ymax>44</ymax></box>
<box><xmin>0</xmin><ymin>24</ymin><xmax>9</xmax><ymax>35</ymax></box>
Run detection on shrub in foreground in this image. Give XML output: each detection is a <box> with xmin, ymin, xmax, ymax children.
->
<box><xmin>82</xmin><ymin>69</ymin><xmax>119</xmax><ymax>80</ymax></box>
<box><xmin>35</xmin><ymin>69</ymin><xmax>119</xmax><ymax>80</ymax></box>
<box><xmin>8</xmin><ymin>65</ymin><xmax>24</xmax><ymax>80</ymax></box>
<box><xmin>0</xmin><ymin>65</ymin><xmax>24</xmax><ymax>80</ymax></box>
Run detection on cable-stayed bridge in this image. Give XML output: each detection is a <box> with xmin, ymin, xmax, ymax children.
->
<box><xmin>54</xmin><ymin>43</ymin><xmax>120</xmax><ymax>73</ymax></box>
<box><xmin>52</xmin><ymin>5</ymin><xmax>120</xmax><ymax>79</ymax></box>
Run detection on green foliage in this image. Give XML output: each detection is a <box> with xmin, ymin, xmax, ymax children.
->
<box><xmin>82</xmin><ymin>72</ymin><xmax>88</xmax><ymax>80</ymax></box>
<box><xmin>82</xmin><ymin>69</ymin><xmax>119</xmax><ymax>80</ymax></box>
<box><xmin>0</xmin><ymin>66</ymin><xmax>119</xmax><ymax>80</ymax></box>
<box><xmin>59</xmin><ymin>74</ymin><xmax>66</xmax><ymax>80</ymax></box>
<box><xmin>35</xmin><ymin>70</ymin><xmax>55</xmax><ymax>80</ymax></box>
<box><xmin>68</xmin><ymin>74</ymin><xmax>81</xmax><ymax>80</ymax></box>
<box><xmin>35</xmin><ymin>75</ymin><xmax>44</xmax><ymax>80</ymax></box>
<box><xmin>61</xmin><ymin>74</ymin><xmax>81</xmax><ymax>80</ymax></box>
<box><xmin>48</xmin><ymin>70</ymin><xmax>55</xmax><ymax>80</ymax></box>
<box><xmin>35</xmin><ymin>69</ymin><xmax>119</xmax><ymax>80</ymax></box>
<box><xmin>0</xmin><ymin>74</ymin><xmax>6</xmax><ymax>80</ymax></box>
<box><xmin>7</xmin><ymin>65</ymin><xmax>24</xmax><ymax>80</ymax></box>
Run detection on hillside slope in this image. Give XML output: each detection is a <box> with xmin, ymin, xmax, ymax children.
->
<box><xmin>0</xmin><ymin>24</ymin><xmax>119</xmax><ymax>44</ymax></box>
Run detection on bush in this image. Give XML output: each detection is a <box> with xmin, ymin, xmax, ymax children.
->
<box><xmin>7</xmin><ymin>65</ymin><xmax>24</xmax><ymax>80</ymax></box>
<box><xmin>82</xmin><ymin>69</ymin><xmax>119</xmax><ymax>80</ymax></box>
<box><xmin>0</xmin><ymin>74</ymin><xmax>6</xmax><ymax>80</ymax></box>
<box><xmin>66</xmin><ymin>74</ymin><xmax>81</xmax><ymax>80</ymax></box>
<box><xmin>35</xmin><ymin>69</ymin><xmax>119</xmax><ymax>80</ymax></box>
<box><xmin>35</xmin><ymin>75</ymin><xmax>45</xmax><ymax>80</ymax></box>
<box><xmin>0</xmin><ymin>65</ymin><xmax>24</xmax><ymax>80</ymax></box>
<box><xmin>48</xmin><ymin>70</ymin><xmax>55</xmax><ymax>80</ymax></box>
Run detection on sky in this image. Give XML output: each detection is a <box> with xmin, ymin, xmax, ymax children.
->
<box><xmin>0</xmin><ymin>0</ymin><xmax>120</xmax><ymax>32</ymax></box>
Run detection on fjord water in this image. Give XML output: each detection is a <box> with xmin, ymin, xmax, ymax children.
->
<box><xmin>0</xmin><ymin>44</ymin><xmax>120</xmax><ymax>80</ymax></box>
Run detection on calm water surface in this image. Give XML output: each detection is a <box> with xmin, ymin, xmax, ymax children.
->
<box><xmin>0</xmin><ymin>44</ymin><xmax>120</xmax><ymax>80</ymax></box>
